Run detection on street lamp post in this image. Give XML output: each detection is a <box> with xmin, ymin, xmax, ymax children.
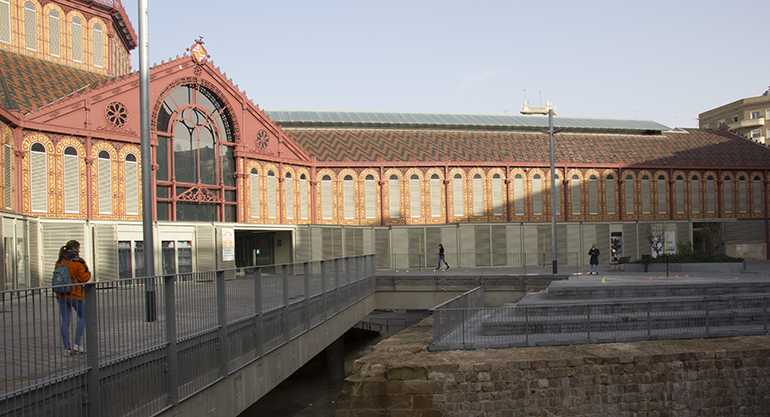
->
<box><xmin>522</xmin><ymin>101</ymin><xmax>559</xmax><ymax>274</ymax></box>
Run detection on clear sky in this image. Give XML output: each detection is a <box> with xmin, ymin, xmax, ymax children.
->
<box><xmin>126</xmin><ymin>0</ymin><xmax>770</xmax><ymax>129</ymax></box>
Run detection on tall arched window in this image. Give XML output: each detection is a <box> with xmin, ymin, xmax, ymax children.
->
<box><xmin>588</xmin><ymin>174</ymin><xmax>598</xmax><ymax>215</ymax></box>
<box><xmin>63</xmin><ymin>147</ymin><xmax>78</xmax><ymax>213</ymax></box>
<box><xmin>0</xmin><ymin>0</ymin><xmax>11</xmax><ymax>44</ymax></box>
<box><xmin>48</xmin><ymin>10</ymin><xmax>60</xmax><ymax>56</ymax></box>
<box><xmin>724</xmin><ymin>176</ymin><xmax>732</xmax><ymax>214</ymax></box>
<box><xmin>410</xmin><ymin>174</ymin><xmax>421</xmax><ymax>218</ymax></box>
<box><xmin>267</xmin><ymin>170</ymin><xmax>276</xmax><ymax>219</ymax></box>
<box><xmin>250</xmin><ymin>168</ymin><xmax>259</xmax><ymax>219</ymax></box>
<box><xmin>514</xmin><ymin>173</ymin><xmax>524</xmax><ymax>216</ymax></box>
<box><xmin>71</xmin><ymin>17</ymin><xmax>82</xmax><ymax>62</ymax></box>
<box><xmin>389</xmin><ymin>174</ymin><xmax>400</xmax><ymax>218</ymax></box>
<box><xmin>472</xmin><ymin>173</ymin><xmax>483</xmax><ymax>216</ymax></box>
<box><xmin>154</xmin><ymin>84</ymin><xmax>236</xmax><ymax>221</ymax></box>
<box><xmin>657</xmin><ymin>175</ymin><xmax>666</xmax><ymax>214</ymax></box>
<box><xmin>285</xmin><ymin>172</ymin><xmax>294</xmax><ymax>220</ymax></box>
<box><xmin>571</xmin><ymin>175</ymin><xmax>580</xmax><ymax>215</ymax></box>
<box><xmin>430</xmin><ymin>174</ymin><xmax>441</xmax><ymax>217</ymax></box>
<box><xmin>4</xmin><ymin>141</ymin><xmax>11</xmax><ymax>210</ymax></box>
<box><xmin>30</xmin><ymin>143</ymin><xmax>46</xmax><ymax>212</ymax></box>
<box><xmin>364</xmin><ymin>174</ymin><xmax>375</xmax><ymax>219</ymax></box>
<box><xmin>675</xmin><ymin>175</ymin><xmax>684</xmax><ymax>214</ymax></box>
<box><xmin>533</xmin><ymin>174</ymin><xmax>543</xmax><ymax>215</ymax></box>
<box><xmin>322</xmin><ymin>174</ymin><xmax>333</xmax><ymax>220</ymax></box>
<box><xmin>344</xmin><ymin>174</ymin><xmax>354</xmax><ymax>219</ymax></box>
<box><xmin>98</xmin><ymin>150</ymin><xmax>111</xmax><ymax>214</ymax></box>
<box><xmin>706</xmin><ymin>175</ymin><xmax>715</xmax><ymax>213</ymax></box>
<box><xmin>641</xmin><ymin>175</ymin><xmax>650</xmax><ymax>214</ymax></box>
<box><xmin>691</xmin><ymin>175</ymin><xmax>700</xmax><ymax>214</ymax></box>
<box><xmin>554</xmin><ymin>174</ymin><xmax>561</xmax><ymax>215</ymax></box>
<box><xmin>24</xmin><ymin>2</ymin><xmax>35</xmax><ymax>50</ymax></box>
<box><xmin>452</xmin><ymin>173</ymin><xmax>463</xmax><ymax>217</ymax></box>
<box><xmin>625</xmin><ymin>175</ymin><xmax>634</xmax><ymax>215</ymax></box>
<box><xmin>754</xmin><ymin>176</ymin><xmax>762</xmax><ymax>213</ymax></box>
<box><xmin>606</xmin><ymin>174</ymin><xmax>615</xmax><ymax>215</ymax></box>
<box><xmin>739</xmin><ymin>176</ymin><xmax>747</xmax><ymax>213</ymax></box>
<box><xmin>300</xmin><ymin>174</ymin><xmax>308</xmax><ymax>220</ymax></box>
<box><xmin>492</xmin><ymin>173</ymin><xmax>503</xmax><ymax>216</ymax></box>
<box><xmin>125</xmin><ymin>154</ymin><xmax>138</xmax><ymax>215</ymax></box>
<box><xmin>93</xmin><ymin>23</ymin><xmax>103</xmax><ymax>67</ymax></box>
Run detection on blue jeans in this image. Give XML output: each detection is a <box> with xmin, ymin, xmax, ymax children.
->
<box><xmin>590</xmin><ymin>264</ymin><xmax>598</xmax><ymax>273</ymax></box>
<box><xmin>58</xmin><ymin>297</ymin><xmax>85</xmax><ymax>350</ymax></box>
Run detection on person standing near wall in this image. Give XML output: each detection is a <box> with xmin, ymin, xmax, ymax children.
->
<box><xmin>588</xmin><ymin>243</ymin><xmax>600</xmax><ymax>275</ymax></box>
<box><xmin>56</xmin><ymin>240</ymin><xmax>92</xmax><ymax>356</ymax></box>
<box><xmin>435</xmin><ymin>244</ymin><xmax>450</xmax><ymax>271</ymax></box>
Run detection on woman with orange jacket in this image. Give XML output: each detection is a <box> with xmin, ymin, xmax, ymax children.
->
<box><xmin>55</xmin><ymin>240</ymin><xmax>92</xmax><ymax>356</ymax></box>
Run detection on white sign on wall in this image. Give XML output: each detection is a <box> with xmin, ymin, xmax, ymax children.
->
<box><xmin>222</xmin><ymin>228</ymin><xmax>234</xmax><ymax>262</ymax></box>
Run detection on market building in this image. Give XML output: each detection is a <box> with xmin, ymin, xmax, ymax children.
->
<box><xmin>2</xmin><ymin>0</ymin><xmax>770</xmax><ymax>290</ymax></box>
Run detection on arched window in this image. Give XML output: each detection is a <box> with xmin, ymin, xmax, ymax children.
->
<box><xmin>154</xmin><ymin>84</ymin><xmax>236</xmax><ymax>221</ymax></box>
<box><xmin>125</xmin><ymin>154</ymin><xmax>138</xmax><ymax>215</ymax></box>
<box><xmin>657</xmin><ymin>175</ymin><xmax>666</xmax><ymax>214</ymax></box>
<box><xmin>267</xmin><ymin>170</ymin><xmax>276</xmax><ymax>219</ymax></box>
<box><xmin>452</xmin><ymin>173</ymin><xmax>463</xmax><ymax>217</ymax></box>
<box><xmin>554</xmin><ymin>174</ymin><xmax>561</xmax><ymax>215</ymax></box>
<box><xmin>625</xmin><ymin>175</ymin><xmax>634</xmax><ymax>215</ymax></box>
<box><xmin>389</xmin><ymin>174</ymin><xmax>400</xmax><ymax>218</ymax></box>
<box><xmin>739</xmin><ymin>176</ymin><xmax>747</xmax><ymax>213</ymax></box>
<box><xmin>691</xmin><ymin>175</ymin><xmax>700</xmax><ymax>214</ymax></box>
<box><xmin>514</xmin><ymin>173</ymin><xmax>524</xmax><ymax>216</ymax></box>
<box><xmin>285</xmin><ymin>172</ymin><xmax>294</xmax><ymax>220</ymax></box>
<box><xmin>571</xmin><ymin>175</ymin><xmax>580</xmax><ymax>215</ymax></box>
<box><xmin>98</xmin><ymin>150</ymin><xmax>111</xmax><ymax>214</ymax></box>
<box><xmin>322</xmin><ymin>174</ymin><xmax>333</xmax><ymax>220</ymax></box>
<box><xmin>24</xmin><ymin>2</ymin><xmax>35</xmax><ymax>50</ymax></box>
<box><xmin>250</xmin><ymin>168</ymin><xmax>259</xmax><ymax>219</ymax></box>
<box><xmin>49</xmin><ymin>10</ymin><xmax>60</xmax><ymax>56</ymax></box>
<box><xmin>0</xmin><ymin>0</ymin><xmax>10</xmax><ymax>44</ymax></box>
<box><xmin>300</xmin><ymin>173</ymin><xmax>308</xmax><ymax>220</ymax></box>
<box><xmin>410</xmin><ymin>174</ymin><xmax>421</xmax><ymax>218</ymax></box>
<box><xmin>724</xmin><ymin>176</ymin><xmax>732</xmax><ymax>214</ymax></box>
<box><xmin>430</xmin><ymin>174</ymin><xmax>441</xmax><ymax>217</ymax></box>
<box><xmin>472</xmin><ymin>173</ymin><xmax>483</xmax><ymax>216</ymax></box>
<box><xmin>492</xmin><ymin>173</ymin><xmax>503</xmax><ymax>216</ymax></box>
<box><xmin>4</xmin><ymin>141</ymin><xmax>11</xmax><ymax>210</ymax></box>
<box><xmin>72</xmin><ymin>17</ymin><xmax>82</xmax><ymax>62</ymax></box>
<box><xmin>754</xmin><ymin>176</ymin><xmax>762</xmax><ymax>213</ymax></box>
<box><xmin>588</xmin><ymin>174</ymin><xmax>598</xmax><ymax>215</ymax></box>
<box><xmin>30</xmin><ymin>143</ymin><xmax>46</xmax><ymax>212</ymax></box>
<box><xmin>641</xmin><ymin>175</ymin><xmax>650</xmax><ymax>214</ymax></box>
<box><xmin>706</xmin><ymin>175</ymin><xmax>715</xmax><ymax>213</ymax></box>
<box><xmin>533</xmin><ymin>174</ymin><xmax>543</xmax><ymax>215</ymax></box>
<box><xmin>675</xmin><ymin>175</ymin><xmax>684</xmax><ymax>214</ymax></box>
<box><xmin>63</xmin><ymin>147</ymin><xmax>78</xmax><ymax>213</ymax></box>
<box><xmin>344</xmin><ymin>174</ymin><xmax>354</xmax><ymax>219</ymax></box>
<box><xmin>93</xmin><ymin>23</ymin><xmax>103</xmax><ymax>67</ymax></box>
<box><xmin>364</xmin><ymin>174</ymin><xmax>375</xmax><ymax>219</ymax></box>
<box><xmin>606</xmin><ymin>174</ymin><xmax>615</xmax><ymax>215</ymax></box>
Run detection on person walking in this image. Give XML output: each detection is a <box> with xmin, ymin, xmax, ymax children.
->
<box><xmin>56</xmin><ymin>240</ymin><xmax>91</xmax><ymax>356</ymax></box>
<box><xmin>435</xmin><ymin>244</ymin><xmax>450</xmax><ymax>271</ymax></box>
<box><xmin>588</xmin><ymin>243</ymin><xmax>600</xmax><ymax>275</ymax></box>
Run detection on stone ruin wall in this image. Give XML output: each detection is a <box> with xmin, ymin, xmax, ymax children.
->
<box><xmin>336</xmin><ymin>317</ymin><xmax>770</xmax><ymax>417</ymax></box>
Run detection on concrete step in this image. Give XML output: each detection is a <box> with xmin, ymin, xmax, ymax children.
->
<box><xmin>545</xmin><ymin>281</ymin><xmax>770</xmax><ymax>300</ymax></box>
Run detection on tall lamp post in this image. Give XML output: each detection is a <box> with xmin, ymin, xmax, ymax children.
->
<box><xmin>521</xmin><ymin>101</ymin><xmax>560</xmax><ymax>274</ymax></box>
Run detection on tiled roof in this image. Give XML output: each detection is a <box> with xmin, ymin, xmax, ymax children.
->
<box><xmin>283</xmin><ymin>127</ymin><xmax>770</xmax><ymax>167</ymax></box>
<box><xmin>0</xmin><ymin>49</ymin><xmax>111</xmax><ymax>114</ymax></box>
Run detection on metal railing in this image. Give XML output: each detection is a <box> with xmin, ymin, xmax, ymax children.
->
<box><xmin>379</xmin><ymin>252</ymin><xmax>579</xmax><ymax>275</ymax></box>
<box><xmin>1</xmin><ymin>255</ymin><xmax>375</xmax><ymax>417</ymax></box>
<box><xmin>430</xmin><ymin>295</ymin><xmax>770</xmax><ymax>351</ymax></box>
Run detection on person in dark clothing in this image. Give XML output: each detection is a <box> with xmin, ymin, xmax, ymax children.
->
<box><xmin>588</xmin><ymin>243</ymin><xmax>600</xmax><ymax>274</ymax></box>
<box><xmin>435</xmin><ymin>244</ymin><xmax>449</xmax><ymax>271</ymax></box>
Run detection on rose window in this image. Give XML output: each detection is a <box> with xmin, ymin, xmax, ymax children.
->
<box><xmin>256</xmin><ymin>130</ymin><xmax>269</xmax><ymax>149</ymax></box>
<box><xmin>105</xmin><ymin>102</ymin><xmax>128</xmax><ymax>128</ymax></box>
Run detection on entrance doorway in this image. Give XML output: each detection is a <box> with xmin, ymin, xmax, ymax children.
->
<box><xmin>235</xmin><ymin>231</ymin><xmax>274</xmax><ymax>267</ymax></box>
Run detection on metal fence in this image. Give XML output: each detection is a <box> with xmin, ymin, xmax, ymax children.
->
<box><xmin>380</xmin><ymin>252</ymin><xmax>579</xmax><ymax>275</ymax></box>
<box><xmin>0</xmin><ymin>255</ymin><xmax>375</xmax><ymax>417</ymax></box>
<box><xmin>429</xmin><ymin>295</ymin><xmax>770</xmax><ymax>351</ymax></box>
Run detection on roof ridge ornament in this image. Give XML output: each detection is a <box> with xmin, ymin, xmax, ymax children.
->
<box><xmin>187</xmin><ymin>37</ymin><xmax>209</xmax><ymax>64</ymax></box>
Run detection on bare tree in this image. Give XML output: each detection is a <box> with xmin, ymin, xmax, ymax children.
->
<box><xmin>701</xmin><ymin>222</ymin><xmax>725</xmax><ymax>254</ymax></box>
<box><xmin>640</xmin><ymin>222</ymin><xmax>667</xmax><ymax>257</ymax></box>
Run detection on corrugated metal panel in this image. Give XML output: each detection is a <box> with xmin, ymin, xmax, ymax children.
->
<box><xmin>440</xmin><ymin>226</ymin><xmax>458</xmax><ymax>260</ymax></box>
<box><xmin>311</xmin><ymin>227</ymin><xmax>323</xmax><ymax>261</ymax></box>
<box><xmin>582</xmin><ymin>224</ymin><xmax>597</xmax><ymax>265</ymax></box>
<box><xmin>565</xmin><ymin>224</ymin><xmax>580</xmax><ymax>257</ymax></box>
<box><xmin>676</xmin><ymin>222</ymin><xmax>690</xmax><ymax>247</ymax></box>
<box><xmin>475</xmin><ymin>225</ymin><xmax>490</xmax><ymax>266</ymax></box>
<box><xmin>362</xmin><ymin>228</ymin><xmax>373</xmax><ymax>255</ymax></box>
<box><xmin>596</xmin><ymin>224</ymin><xmax>610</xmax><ymax>264</ymax></box>
<box><xmin>28</xmin><ymin>220</ymin><xmax>39</xmax><ymax>287</ymax></box>
<box><xmin>505</xmin><ymin>225</ymin><xmax>522</xmax><ymax>260</ymax></box>
<box><xmin>198</xmin><ymin>225</ymin><xmax>217</xmax><ymax>271</ymax></box>
<box><xmin>623</xmin><ymin>223</ymin><xmax>638</xmax><ymax>261</ymax></box>
<box><xmin>459</xmin><ymin>225</ymin><xmax>474</xmax><ymax>266</ymax></box>
<box><xmin>295</xmin><ymin>227</ymin><xmax>310</xmax><ymax>263</ymax></box>
<box><xmin>41</xmin><ymin>222</ymin><xmax>85</xmax><ymax>285</ymax></box>
<box><xmin>491</xmin><ymin>225</ymin><xmax>507</xmax><ymax>266</ymax></box>
<box><xmin>94</xmin><ymin>224</ymin><xmax>118</xmax><ymax>281</ymax></box>
<box><xmin>556</xmin><ymin>224</ymin><xmax>568</xmax><ymax>254</ymax></box>
<box><xmin>523</xmin><ymin>225</ymin><xmax>538</xmax><ymax>254</ymax></box>
<box><xmin>374</xmin><ymin>228</ymin><xmax>390</xmax><ymax>268</ymax></box>
<box><xmin>725</xmin><ymin>220</ymin><xmax>765</xmax><ymax>245</ymax></box>
<box><xmin>344</xmin><ymin>228</ymin><xmax>363</xmax><ymax>257</ymax></box>
<box><xmin>407</xmin><ymin>228</ymin><xmax>425</xmax><ymax>268</ymax></box>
